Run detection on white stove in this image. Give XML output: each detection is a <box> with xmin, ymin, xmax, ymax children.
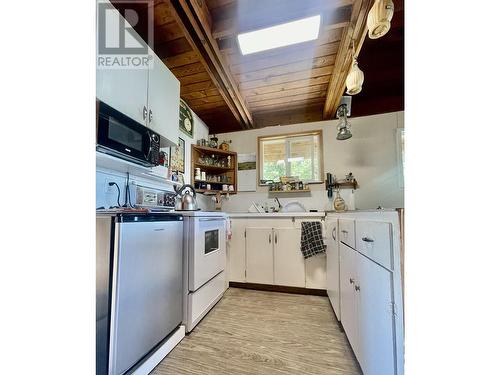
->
<box><xmin>181</xmin><ymin>211</ymin><xmax>227</xmax><ymax>332</ymax></box>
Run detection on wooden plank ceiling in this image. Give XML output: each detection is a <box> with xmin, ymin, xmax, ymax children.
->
<box><xmin>115</xmin><ymin>0</ymin><xmax>403</xmax><ymax>133</ymax></box>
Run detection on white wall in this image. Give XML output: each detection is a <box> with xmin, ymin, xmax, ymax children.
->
<box><xmin>96</xmin><ymin>105</ymin><xmax>212</xmax><ymax>209</ymax></box>
<box><xmin>217</xmin><ymin>111</ymin><xmax>404</xmax><ymax>212</ymax></box>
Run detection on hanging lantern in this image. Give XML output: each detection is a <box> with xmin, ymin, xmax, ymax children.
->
<box><xmin>336</xmin><ymin>104</ymin><xmax>352</xmax><ymax>140</ymax></box>
<box><xmin>367</xmin><ymin>0</ymin><xmax>394</xmax><ymax>39</ymax></box>
<box><xmin>346</xmin><ymin>57</ymin><xmax>364</xmax><ymax>95</ymax></box>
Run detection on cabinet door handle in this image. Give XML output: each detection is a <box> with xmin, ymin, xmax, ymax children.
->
<box><xmin>349</xmin><ymin>278</ymin><xmax>355</xmax><ymax>284</ymax></box>
<box><xmin>274</xmin><ymin>233</ymin><xmax>277</xmax><ymax>244</ymax></box>
<box><xmin>362</xmin><ymin>237</ymin><xmax>374</xmax><ymax>243</ymax></box>
<box><xmin>143</xmin><ymin>106</ymin><xmax>148</xmax><ymax>120</ymax></box>
<box><xmin>268</xmin><ymin>234</ymin><xmax>271</xmax><ymax>244</ymax></box>
<box><xmin>355</xmin><ymin>285</ymin><xmax>360</xmax><ymax>292</ymax></box>
<box><xmin>332</xmin><ymin>227</ymin><xmax>336</xmax><ymax>241</ymax></box>
<box><xmin>149</xmin><ymin>109</ymin><xmax>153</xmax><ymax>122</ymax></box>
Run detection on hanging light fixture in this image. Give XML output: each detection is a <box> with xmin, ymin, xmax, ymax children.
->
<box><xmin>336</xmin><ymin>103</ymin><xmax>352</xmax><ymax>140</ymax></box>
<box><xmin>346</xmin><ymin>40</ymin><xmax>364</xmax><ymax>95</ymax></box>
<box><xmin>367</xmin><ymin>0</ymin><xmax>394</xmax><ymax>39</ymax></box>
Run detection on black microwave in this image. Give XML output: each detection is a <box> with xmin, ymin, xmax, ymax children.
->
<box><xmin>96</xmin><ymin>101</ymin><xmax>160</xmax><ymax>167</ymax></box>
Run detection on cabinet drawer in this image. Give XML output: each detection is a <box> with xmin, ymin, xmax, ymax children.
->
<box><xmin>339</xmin><ymin>219</ymin><xmax>356</xmax><ymax>248</ymax></box>
<box><xmin>355</xmin><ymin>221</ymin><xmax>393</xmax><ymax>270</ymax></box>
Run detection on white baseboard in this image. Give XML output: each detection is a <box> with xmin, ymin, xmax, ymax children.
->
<box><xmin>131</xmin><ymin>325</ymin><xmax>185</xmax><ymax>375</ymax></box>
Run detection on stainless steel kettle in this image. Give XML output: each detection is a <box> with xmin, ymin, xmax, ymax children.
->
<box><xmin>174</xmin><ymin>184</ymin><xmax>198</xmax><ymax>211</ymax></box>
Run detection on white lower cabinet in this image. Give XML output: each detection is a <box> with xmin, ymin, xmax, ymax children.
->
<box><xmin>305</xmin><ymin>254</ymin><xmax>326</xmax><ymax>289</ymax></box>
<box><xmin>339</xmin><ymin>243</ymin><xmax>359</xmax><ymax>356</ymax></box>
<box><xmin>226</xmin><ymin>218</ymin><xmax>326</xmax><ymax>289</ymax></box>
<box><xmin>245</xmin><ymin>227</ymin><xmax>274</xmax><ymax>284</ymax></box>
<box><xmin>274</xmin><ymin>228</ymin><xmax>306</xmax><ymax>287</ymax></box>
<box><xmin>357</xmin><ymin>252</ymin><xmax>396</xmax><ymax>375</ymax></box>
<box><xmin>227</xmin><ymin>219</ymin><xmax>246</xmax><ymax>282</ymax></box>
<box><xmin>340</xmin><ymin>241</ymin><xmax>397</xmax><ymax>375</ymax></box>
<box><xmin>326</xmin><ymin>218</ymin><xmax>341</xmax><ymax>320</ymax></box>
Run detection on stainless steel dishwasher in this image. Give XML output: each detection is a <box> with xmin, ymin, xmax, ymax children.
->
<box><xmin>96</xmin><ymin>213</ymin><xmax>184</xmax><ymax>375</ymax></box>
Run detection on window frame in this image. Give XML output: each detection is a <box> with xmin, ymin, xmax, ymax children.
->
<box><xmin>257</xmin><ymin>130</ymin><xmax>324</xmax><ymax>186</ymax></box>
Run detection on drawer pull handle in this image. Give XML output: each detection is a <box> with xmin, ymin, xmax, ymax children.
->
<box><xmin>349</xmin><ymin>278</ymin><xmax>355</xmax><ymax>284</ymax></box>
<box><xmin>362</xmin><ymin>237</ymin><xmax>374</xmax><ymax>243</ymax></box>
<box><xmin>341</xmin><ymin>230</ymin><xmax>348</xmax><ymax>234</ymax></box>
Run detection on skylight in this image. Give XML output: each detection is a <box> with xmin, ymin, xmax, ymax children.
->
<box><xmin>237</xmin><ymin>15</ymin><xmax>321</xmax><ymax>55</ymax></box>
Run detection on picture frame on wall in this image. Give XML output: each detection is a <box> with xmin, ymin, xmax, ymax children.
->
<box><xmin>170</xmin><ymin>138</ymin><xmax>185</xmax><ymax>173</ymax></box>
<box><xmin>159</xmin><ymin>148</ymin><xmax>170</xmax><ymax>167</ymax></box>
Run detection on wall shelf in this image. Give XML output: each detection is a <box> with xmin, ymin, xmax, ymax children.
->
<box><xmin>196</xmin><ymin>189</ymin><xmax>237</xmax><ymax>195</ymax></box>
<box><xmin>191</xmin><ymin>145</ymin><xmax>238</xmax><ymax>194</ymax></box>
<box><xmin>268</xmin><ymin>189</ymin><xmax>311</xmax><ymax>194</ymax></box>
<box><xmin>327</xmin><ymin>180</ymin><xmax>358</xmax><ymax>190</ymax></box>
<box><xmin>193</xmin><ymin>163</ymin><xmax>233</xmax><ymax>172</ymax></box>
<box><xmin>192</xmin><ymin>145</ymin><xmax>235</xmax><ymax>156</ymax></box>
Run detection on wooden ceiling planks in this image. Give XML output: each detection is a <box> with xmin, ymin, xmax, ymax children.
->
<box><xmin>211</xmin><ymin>0</ymin><xmax>354</xmax><ymax>39</ymax></box>
<box><xmin>149</xmin><ymin>1</ymin><xmax>226</xmax><ymax>122</ymax></box>
<box><xmin>117</xmin><ymin>0</ymin><xmax>403</xmax><ymax>133</ymax></box>
<box><xmin>207</xmin><ymin>0</ymin><xmax>360</xmax><ymax>129</ymax></box>
<box><xmin>323</xmin><ymin>0</ymin><xmax>374</xmax><ymax>119</ymax></box>
<box><xmin>168</xmin><ymin>0</ymin><xmax>254</xmax><ymax>129</ymax></box>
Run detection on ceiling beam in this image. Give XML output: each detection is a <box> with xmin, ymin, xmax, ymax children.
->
<box><xmin>169</xmin><ymin>0</ymin><xmax>253</xmax><ymax>129</ymax></box>
<box><xmin>323</xmin><ymin>0</ymin><xmax>374</xmax><ymax>119</ymax></box>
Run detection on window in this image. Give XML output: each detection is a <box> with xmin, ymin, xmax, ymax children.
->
<box><xmin>237</xmin><ymin>15</ymin><xmax>321</xmax><ymax>55</ymax></box>
<box><xmin>258</xmin><ymin>131</ymin><xmax>323</xmax><ymax>185</ymax></box>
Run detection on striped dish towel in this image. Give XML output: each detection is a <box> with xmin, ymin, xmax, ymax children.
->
<box><xmin>300</xmin><ymin>221</ymin><xmax>326</xmax><ymax>259</ymax></box>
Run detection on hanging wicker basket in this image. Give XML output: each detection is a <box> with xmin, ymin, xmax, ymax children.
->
<box><xmin>367</xmin><ymin>0</ymin><xmax>394</xmax><ymax>39</ymax></box>
<box><xmin>346</xmin><ymin>59</ymin><xmax>364</xmax><ymax>95</ymax></box>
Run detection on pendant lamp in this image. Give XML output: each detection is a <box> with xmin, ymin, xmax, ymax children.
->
<box><xmin>346</xmin><ymin>41</ymin><xmax>364</xmax><ymax>95</ymax></box>
<box><xmin>346</xmin><ymin>57</ymin><xmax>364</xmax><ymax>95</ymax></box>
<box><xmin>367</xmin><ymin>0</ymin><xmax>394</xmax><ymax>39</ymax></box>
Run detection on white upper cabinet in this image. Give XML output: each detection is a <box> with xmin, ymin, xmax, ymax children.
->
<box><xmin>96</xmin><ymin>4</ymin><xmax>180</xmax><ymax>146</ymax></box>
<box><xmin>273</xmin><ymin>228</ymin><xmax>305</xmax><ymax>287</ymax></box>
<box><xmin>147</xmin><ymin>49</ymin><xmax>180</xmax><ymax>148</ymax></box>
<box><xmin>96</xmin><ymin>6</ymin><xmax>149</xmax><ymax>125</ymax></box>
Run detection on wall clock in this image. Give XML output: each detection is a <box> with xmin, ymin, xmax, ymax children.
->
<box><xmin>179</xmin><ymin>99</ymin><xmax>193</xmax><ymax>138</ymax></box>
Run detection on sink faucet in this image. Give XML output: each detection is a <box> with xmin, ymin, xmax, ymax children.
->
<box><xmin>274</xmin><ymin>197</ymin><xmax>282</xmax><ymax>212</ymax></box>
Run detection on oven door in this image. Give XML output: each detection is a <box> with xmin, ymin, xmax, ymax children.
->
<box><xmin>97</xmin><ymin>101</ymin><xmax>155</xmax><ymax>166</ymax></box>
<box><xmin>189</xmin><ymin>217</ymin><xmax>226</xmax><ymax>291</ymax></box>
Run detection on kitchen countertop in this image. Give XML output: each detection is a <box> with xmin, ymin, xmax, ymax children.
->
<box><xmin>96</xmin><ymin>208</ymin><xmax>227</xmax><ymax>217</ymax></box>
<box><xmin>226</xmin><ymin>212</ymin><xmax>326</xmax><ymax>218</ymax></box>
<box><xmin>227</xmin><ymin>209</ymin><xmax>401</xmax><ymax>218</ymax></box>
<box><xmin>325</xmin><ymin>208</ymin><xmax>398</xmax><ymax>213</ymax></box>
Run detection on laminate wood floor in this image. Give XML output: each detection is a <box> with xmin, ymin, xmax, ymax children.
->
<box><xmin>151</xmin><ymin>288</ymin><xmax>361</xmax><ymax>375</ymax></box>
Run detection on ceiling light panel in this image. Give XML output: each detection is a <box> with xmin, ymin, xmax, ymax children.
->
<box><xmin>237</xmin><ymin>15</ymin><xmax>321</xmax><ymax>55</ymax></box>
